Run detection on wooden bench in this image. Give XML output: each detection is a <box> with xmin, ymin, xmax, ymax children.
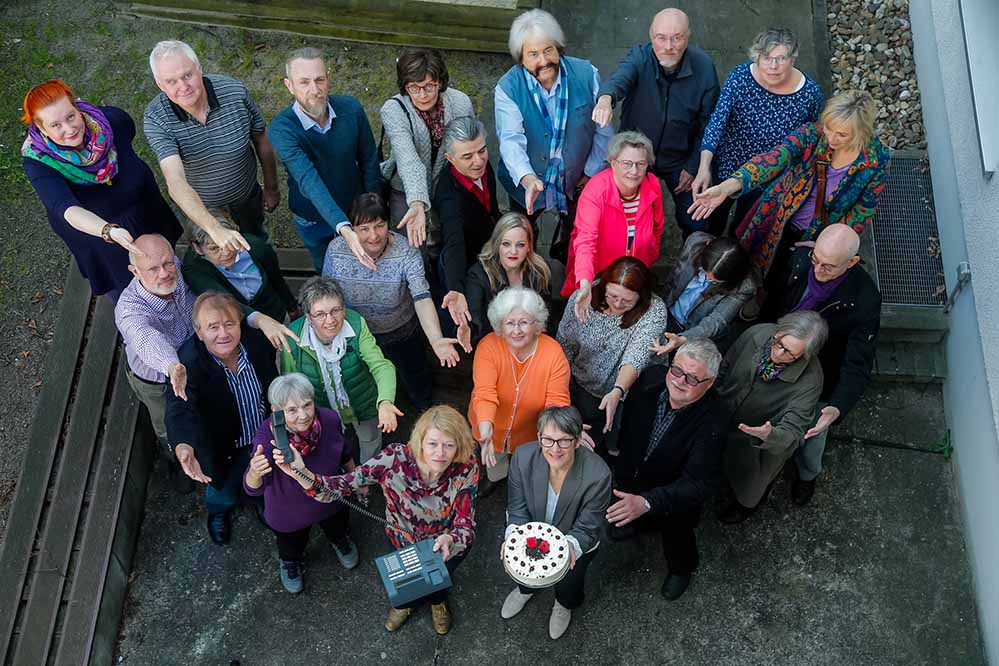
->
<box><xmin>0</xmin><ymin>267</ymin><xmax>155</xmax><ymax>666</ymax></box>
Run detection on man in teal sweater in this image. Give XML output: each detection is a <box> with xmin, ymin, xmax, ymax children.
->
<box><xmin>268</xmin><ymin>47</ymin><xmax>382</xmax><ymax>270</ymax></box>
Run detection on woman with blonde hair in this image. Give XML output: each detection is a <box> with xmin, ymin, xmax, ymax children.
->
<box><xmin>689</xmin><ymin>90</ymin><xmax>889</xmax><ymax>307</ymax></box>
<box><xmin>272</xmin><ymin>404</ymin><xmax>478</xmax><ymax>635</ymax></box>
<box><xmin>464</xmin><ymin>212</ymin><xmax>551</xmax><ymax>345</ymax></box>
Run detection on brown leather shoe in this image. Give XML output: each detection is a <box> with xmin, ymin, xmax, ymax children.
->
<box><xmin>431</xmin><ymin>602</ymin><xmax>451</xmax><ymax>635</ymax></box>
<box><xmin>384</xmin><ymin>607</ymin><xmax>412</xmax><ymax>632</ymax></box>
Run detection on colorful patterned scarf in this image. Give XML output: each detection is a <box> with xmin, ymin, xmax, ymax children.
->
<box><xmin>22</xmin><ymin>99</ymin><xmax>118</xmax><ymax>185</ymax></box>
<box><xmin>524</xmin><ymin>60</ymin><xmax>569</xmax><ymax>214</ymax></box>
<box><xmin>755</xmin><ymin>339</ymin><xmax>788</xmax><ymax>382</ymax></box>
<box><xmin>288</xmin><ymin>416</ymin><xmax>322</xmax><ymax>457</ymax></box>
<box><xmin>416</xmin><ymin>100</ymin><xmax>446</xmax><ymax>149</ymax></box>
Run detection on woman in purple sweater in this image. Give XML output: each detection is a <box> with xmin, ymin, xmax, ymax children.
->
<box><xmin>244</xmin><ymin>373</ymin><xmax>363</xmax><ymax>594</ymax></box>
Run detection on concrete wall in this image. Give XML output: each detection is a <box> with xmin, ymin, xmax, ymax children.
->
<box><xmin>910</xmin><ymin>0</ymin><xmax>999</xmax><ymax>663</ymax></box>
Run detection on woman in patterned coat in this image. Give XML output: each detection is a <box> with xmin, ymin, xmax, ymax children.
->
<box><xmin>689</xmin><ymin>91</ymin><xmax>890</xmax><ymax>297</ymax></box>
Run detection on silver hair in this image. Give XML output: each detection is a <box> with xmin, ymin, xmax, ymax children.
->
<box><xmin>186</xmin><ymin>210</ymin><xmax>236</xmax><ymax>247</ymax></box>
<box><xmin>285</xmin><ymin>46</ymin><xmax>325</xmax><ymax>79</ymax></box>
<box><xmin>267</xmin><ymin>372</ymin><xmax>315</xmax><ymax>409</ymax></box>
<box><xmin>486</xmin><ymin>286</ymin><xmax>549</xmax><ymax>334</ymax></box>
<box><xmin>537</xmin><ymin>405</ymin><xmax>583</xmax><ymax>439</ymax></box>
<box><xmin>298</xmin><ymin>276</ymin><xmax>346</xmax><ymax>315</ymax></box>
<box><xmin>508</xmin><ymin>9</ymin><xmax>565</xmax><ymax>62</ymax></box>
<box><xmin>674</xmin><ymin>338</ymin><xmax>722</xmax><ymax>378</ymax></box>
<box><xmin>442</xmin><ymin>116</ymin><xmax>487</xmax><ymax>156</ymax></box>
<box><xmin>774</xmin><ymin>311</ymin><xmax>829</xmax><ymax>360</ymax></box>
<box><xmin>149</xmin><ymin>40</ymin><xmax>201</xmax><ymax>79</ymax></box>
<box><xmin>747</xmin><ymin>27</ymin><xmax>800</xmax><ymax>61</ymax></box>
<box><xmin>608</xmin><ymin>130</ymin><xmax>655</xmax><ymax>164</ymax></box>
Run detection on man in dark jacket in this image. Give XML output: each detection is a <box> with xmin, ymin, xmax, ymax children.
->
<box><xmin>593</xmin><ymin>8</ymin><xmax>720</xmax><ymax>236</ymax></box>
<box><xmin>434</xmin><ymin>116</ymin><xmax>500</xmax><ymax>330</ymax></box>
<box><xmin>166</xmin><ymin>292</ymin><xmax>279</xmax><ymax>544</ymax></box>
<box><xmin>763</xmin><ymin>224</ymin><xmax>881</xmax><ymax>506</ymax></box>
<box><xmin>608</xmin><ymin>338</ymin><xmax>729</xmax><ymax>600</ymax></box>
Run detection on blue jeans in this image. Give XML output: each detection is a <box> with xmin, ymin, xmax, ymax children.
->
<box><xmin>204</xmin><ymin>449</ymin><xmax>251</xmax><ymax>515</ymax></box>
<box><xmin>293</xmin><ymin>214</ymin><xmax>337</xmax><ymax>272</ymax></box>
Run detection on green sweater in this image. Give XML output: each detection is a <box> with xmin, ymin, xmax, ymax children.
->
<box><xmin>279</xmin><ymin>310</ymin><xmax>396</xmax><ymax>422</ymax></box>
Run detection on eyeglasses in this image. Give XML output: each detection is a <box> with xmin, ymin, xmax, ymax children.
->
<box><xmin>405</xmin><ymin>82</ymin><xmax>439</xmax><ymax>96</ymax></box>
<box><xmin>502</xmin><ymin>318</ymin><xmax>536</xmax><ymax>331</ymax></box>
<box><xmin>615</xmin><ymin>159</ymin><xmax>649</xmax><ymax>172</ymax></box>
<box><xmin>808</xmin><ymin>250</ymin><xmax>847</xmax><ymax>273</ymax></box>
<box><xmin>539</xmin><ymin>435</ymin><xmax>576</xmax><ymax>449</ymax></box>
<box><xmin>653</xmin><ymin>33</ymin><xmax>689</xmax><ymax>46</ymax></box>
<box><xmin>668</xmin><ymin>364</ymin><xmax>711</xmax><ymax>386</ymax></box>
<box><xmin>309</xmin><ymin>306</ymin><xmax>345</xmax><ymax>321</ymax></box>
<box><xmin>760</xmin><ymin>55</ymin><xmax>791</xmax><ymax>66</ymax></box>
<box><xmin>771</xmin><ymin>336</ymin><xmax>802</xmax><ymax>361</ymax></box>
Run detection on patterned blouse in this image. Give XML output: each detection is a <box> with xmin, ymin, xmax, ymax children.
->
<box><xmin>305</xmin><ymin>443</ymin><xmax>478</xmax><ymax>557</ymax></box>
<box><xmin>700</xmin><ymin>62</ymin><xmax>823</xmax><ymax>181</ymax></box>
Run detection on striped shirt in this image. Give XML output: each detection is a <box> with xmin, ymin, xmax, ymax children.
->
<box><xmin>143</xmin><ymin>74</ymin><xmax>265</xmax><ymax>207</ymax></box>
<box><xmin>621</xmin><ymin>192</ymin><xmax>640</xmax><ymax>254</ymax></box>
<box><xmin>211</xmin><ymin>344</ymin><xmax>265</xmax><ymax>448</ymax></box>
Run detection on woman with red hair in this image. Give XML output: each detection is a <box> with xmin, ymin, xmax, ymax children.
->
<box><xmin>21</xmin><ymin>80</ymin><xmax>181</xmax><ymax>300</ymax></box>
<box><xmin>556</xmin><ymin>256</ymin><xmax>667</xmax><ymax>455</ymax></box>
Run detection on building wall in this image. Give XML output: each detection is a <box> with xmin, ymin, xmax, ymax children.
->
<box><xmin>910</xmin><ymin>0</ymin><xmax>999</xmax><ymax>663</ymax></box>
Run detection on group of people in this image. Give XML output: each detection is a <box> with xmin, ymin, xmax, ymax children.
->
<box><xmin>20</xmin><ymin>3</ymin><xmax>887</xmax><ymax>643</ymax></box>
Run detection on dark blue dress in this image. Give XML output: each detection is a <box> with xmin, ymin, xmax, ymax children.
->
<box><xmin>23</xmin><ymin>105</ymin><xmax>181</xmax><ymax>296</ymax></box>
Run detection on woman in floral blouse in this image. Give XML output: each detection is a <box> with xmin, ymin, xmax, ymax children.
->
<box><xmin>272</xmin><ymin>404</ymin><xmax>478</xmax><ymax>636</ymax></box>
<box><xmin>689</xmin><ymin>90</ymin><xmax>890</xmax><ymax>305</ymax></box>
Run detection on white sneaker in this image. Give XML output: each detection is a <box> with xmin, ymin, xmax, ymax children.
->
<box><xmin>548</xmin><ymin>600</ymin><xmax>572</xmax><ymax>639</ymax></box>
<box><xmin>500</xmin><ymin>587</ymin><xmax>534</xmax><ymax>619</ymax></box>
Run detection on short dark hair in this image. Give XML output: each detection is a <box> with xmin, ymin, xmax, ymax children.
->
<box><xmin>697</xmin><ymin>236</ymin><xmax>751</xmax><ymax>295</ymax></box>
<box><xmin>349</xmin><ymin>192</ymin><xmax>389</xmax><ymax>227</ymax></box>
<box><xmin>591</xmin><ymin>256</ymin><xmax>655</xmax><ymax>329</ymax></box>
<box><xmin>537</xmin><ymin>405</ymin><xmax>583</xmax><ymax>439</ymax></box>
<box><xmin>396</xmin><ymin>47</ymin><xmax>449</xmax><ymax>96</ymax></box>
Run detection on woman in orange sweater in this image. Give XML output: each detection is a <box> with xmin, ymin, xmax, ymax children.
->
<box><xmin>469</xmin><ymin>287</ymin><xmax>570</xmax><ymax>484</ymax></box>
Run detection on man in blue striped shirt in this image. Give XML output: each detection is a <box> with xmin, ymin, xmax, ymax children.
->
<box><xmin>165</xmin><ymin>293</ymin><xmax>279</xmax><ymax>545</ymax></box>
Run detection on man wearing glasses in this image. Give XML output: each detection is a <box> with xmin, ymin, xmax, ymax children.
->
<box><xmin>605</xmin><ymin>338</ymin><xmax>729</xmax><ymax>600</ymax></box>
<box><xmin>592</xmin><ymin>7</ymin><xmax>720</xmax><ymax>236</ymax></box>
<box><xmin>762</xmin><ymin>224</ymin><xmax>881</xmax><ymax>506</ymax></box>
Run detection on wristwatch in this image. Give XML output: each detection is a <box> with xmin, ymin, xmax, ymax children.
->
<box><xmin>101</xmin><ymin>223</ymin><xmax>120</xmax><ymax>244</ymax></box>
<box><xmin>642</xmin><ymin>497</ymin><xmax>651</xmax><ymax>512</ymax></box>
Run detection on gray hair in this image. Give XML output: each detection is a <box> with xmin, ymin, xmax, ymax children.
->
<box><xmin>509</xmin><ymin>9</ymin><xmax>565</xmax><ymax>62</ymax></box>
<box><xmin>675</xmin><ymin>338</ymin><xmax>722</xmax><ymax>378</ymax></box>
<box><xmin>537</xmin><ymin>405</ymin><xmax>583</xmax><ymax>439</ymax></box>
<box><xmin>486</xmin><ymin>287</ymin><xmax>548</xmax><ymax>334</ymax></box>
<box><xmin>298</xmin><ymin>276</ymin><xmax>346</xmax><ymax>315</ymax></box>
<box><xmin>285</xmin><ymin>46</ymin><xmax>325</xmax><ymax>78</ymax></box>
<box><xmin>608</xmin><ymin>131</ymin><xmax>655</xmax><ymax>165</ymax></box>
<box><xmin>185</xmin><ymin>209</ymin><xmax>236</xmax><ymax>247</ymax></box>
<box><xmin>774</xmin><ymin>311</ymin><xmax>828</xmax><ymax>360</ymax></box>
<box><xmin>442</xmin><ymin>116</ymin><xmax>487</xmax><ymax>156</ymax></box>
<box><xmin>747</xmin><ymin>27</ymin><xmax>799</xmax><ymax>61</ymax></box>
<box><xmin>150</xmin><ymin>40</ymin><xmax>201</xmax><ymax>79</ymax></box>
<box><xmin>267</xmin><ymin>372</ymin><xmax>315</xmax><ymax>409</ymax></box>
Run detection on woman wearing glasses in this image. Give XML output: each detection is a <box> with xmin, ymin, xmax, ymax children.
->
<box><xmin>691</xmin><ymin>27</ymin><xmax>823</xmax><ymax>234</ymax></box>
<box><xmin>562</xmin><ymin>131</ymin><xmax>665</xmax><ymax>323</ymax></box>
<box><xmin>498</xmin><ymin>406</ymin><xmax>611</xmax><ymax>639</ymax></box>
<box><xmin>469</xmin><ymin>287</ymin><xmax>570</xmax><ymax>486</ymax></box>
<box><xmin>279</xmin><ymin>276</ymin><xmax>402</xmax><ymax>464</ymax></box>
<box><xmin>380</xmin><ymin>47</ymin><xmax>474</xmax><ymax>249</ymax></box>
<box><xmin>715</xmin><ymin>311</ymin><xmax>828</xmax><ymax>524</ymax></box>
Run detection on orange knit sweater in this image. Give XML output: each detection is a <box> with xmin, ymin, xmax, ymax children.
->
<box><xmin>468</xmin><ymin>333</ymin><xmax>570</xmax><ymax>454</ymax></box>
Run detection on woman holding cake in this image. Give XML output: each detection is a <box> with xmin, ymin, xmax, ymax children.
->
<box><xmin>271</xmin><ymin>404</ymin><xmax>478</xmax><ymax>635</ymax></box>
<box><xmin>499</xmin><ymin>406</ymin><xmax>612</xmax><ymax>640</ymax></box>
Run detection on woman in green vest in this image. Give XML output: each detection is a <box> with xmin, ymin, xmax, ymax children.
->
<box><xmin>280</xmin><ymin>276</ymin><xmax>401</xmax><ymax>463</ymax></box>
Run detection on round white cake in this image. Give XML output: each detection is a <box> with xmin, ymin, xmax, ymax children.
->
<box><xmin>503</xmin><ymin>521</ymin><xmax>570</xmax><ymax>588</ymax></box>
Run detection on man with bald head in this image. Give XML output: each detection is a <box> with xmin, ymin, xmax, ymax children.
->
<box><xmin>763</xmin><ymin>224</ymin><xmax>882</xmax><ymax>505</ymax></box>
<box><xmin>115</xmin><ymin>234</ymin><xmax>297</xmax><ymax>491</ymax></box>
<box><xmin>594</xmin><ymin>8</ymin><xmax>719</xmax><ymax>236</ymax></box>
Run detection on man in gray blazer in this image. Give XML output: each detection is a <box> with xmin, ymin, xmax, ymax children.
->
<box><xmin>499</xmin><ymin>406</ymin><xmax>612</xmax><ymax>640</ymax></box>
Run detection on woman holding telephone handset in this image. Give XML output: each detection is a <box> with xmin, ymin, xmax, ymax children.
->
<box><xmin>271</xmin><ymin>404</ymin><xmax>478</xmax><ymax>636</ymax></box>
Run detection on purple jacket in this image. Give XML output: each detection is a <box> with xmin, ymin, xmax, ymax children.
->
<box><xmin>244</xmin><ymin>407</ymin><xmax>352</xmax><ymax>533</ymax></box>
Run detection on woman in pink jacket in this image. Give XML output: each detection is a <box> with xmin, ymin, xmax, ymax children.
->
<box><xmin>562</xmin><ymin>131</ymin><xmax>664</xmax><ymax>322</ymax></box>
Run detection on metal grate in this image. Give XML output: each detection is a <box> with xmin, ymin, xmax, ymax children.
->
<box><xmin>869</xmin><ymin>152</ymin><xmax>946</xmax><ymax>307</ymax></box>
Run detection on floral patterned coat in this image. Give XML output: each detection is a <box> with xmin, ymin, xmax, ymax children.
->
<box><xmin>732</xmin><ymin>122</ymin><xmax>891</xmax><ymax>276</ymax></box>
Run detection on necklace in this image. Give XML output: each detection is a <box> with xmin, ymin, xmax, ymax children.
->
<box><xmin>502</xmin><ymin>341</ymin><xmax>538</xmax><ymax>451</ymax></box>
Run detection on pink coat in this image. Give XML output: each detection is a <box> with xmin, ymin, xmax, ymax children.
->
<box><xmin>561</xmin><ymin>168</ymin><xmax>664</xmax><ymax>297</ymax></box>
